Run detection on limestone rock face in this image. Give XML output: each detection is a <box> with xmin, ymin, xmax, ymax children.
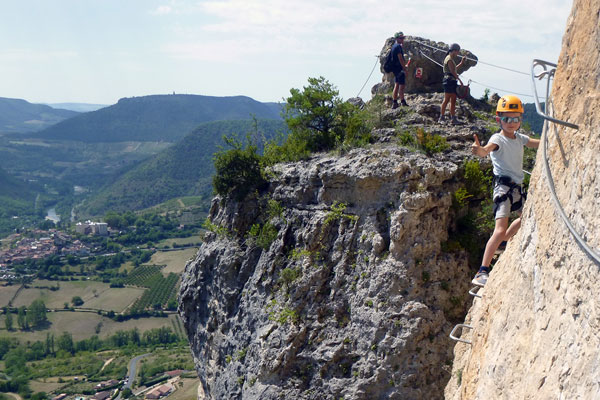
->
<box><xmin>445</xmin><ymin>1</ymin><xmax>600</xmax><ymax>399</ymax></box>
<box><xmin>372</xmin><ymin>36</ymin><xmax>478</xmax><ymax>96</ymax></box>
<box><xmin>178</xmin><ymin>94</ymin><xmax>498</xmax><ymax>399</ymax></box>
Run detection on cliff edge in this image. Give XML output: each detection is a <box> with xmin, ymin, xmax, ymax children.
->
<box><xmin>178</xmin><ymin>90</ymin><xmax>497</xmax><ymax>399</ymax></box>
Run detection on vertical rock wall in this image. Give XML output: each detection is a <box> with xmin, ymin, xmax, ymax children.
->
<box><xmin>179</xmin><ymin>146</ymin><xmax>475</xmax><ymax>399</ymax></box>
<box><xmin>446</xmin><ymin>1</ymin><xmax>600</xmax><ymax>398</ymax></box>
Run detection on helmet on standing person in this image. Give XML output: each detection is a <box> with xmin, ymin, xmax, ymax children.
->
<box><xmin>496</xmin><ymin>95</ymin><xmax>524</xmax><ymax>114</ymax></box>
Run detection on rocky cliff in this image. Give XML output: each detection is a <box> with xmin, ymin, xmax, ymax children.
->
<box><xmin>178</xmin><ymin>89</ymin><xmax>504</xmax><ymax>399</ymax></box>
<box><xmin>445</xmin><ymin>1</ymin><xmax>600</xmax><ymax>398</ymax></box>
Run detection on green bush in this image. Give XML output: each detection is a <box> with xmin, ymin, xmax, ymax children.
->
<box><xmin>248</xmin><ymin>222</ymin><xmax>278</xmax><ymax>249</ymax></box>
<box><xmin>279</xmin><ymin>267</ymin><xmax>301</xmax><ymax>289</ymax></box>
<box><xmin>464</xmin><ymin>159</ymin><xmax>490</xmax><ymax>198</ymax></box>
<box><xmin>416</xmin><ymin>128</ymin><xmax>449</xmax><ymax>155</ymax></box>
<box><xmin>398</xmin><ymin>130</ymin><xmax>416</xmax><ymax>147</ymax></box>
<box><xmin>212</xmin><ymin>135</ymin><xmax>266</xmax><ymax>201</ymax></box>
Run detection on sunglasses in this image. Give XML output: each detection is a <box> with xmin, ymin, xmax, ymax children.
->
<box><xmin>499</xmin><ymin>116</ymin><xmax>522</xmax><ymax>123</ymax></box>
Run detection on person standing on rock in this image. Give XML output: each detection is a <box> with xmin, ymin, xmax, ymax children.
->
<box><xmin>438</xmin><ymin>43</ymin><xmax>465</xmax><ymax>124</ymax></box>
<box><xmin>470</xmin><ymin>95</ymin><xmax>540</xmax><ymax>286</ymax></box>
<box><xmin>391</xmin><ymin>31</ymin><xmax>410</xmax><ymax>109</ymax></box>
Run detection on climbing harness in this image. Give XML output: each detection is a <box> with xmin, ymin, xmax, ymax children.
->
<box><xmin>492</xmin><ymin>175</ymin><xmax>526</xmax><ymax>218</ymax></box>
<box><xmin>531</xmin><ymin>59</ymin><xmax>600</xmax><ymax>266</ymax></box>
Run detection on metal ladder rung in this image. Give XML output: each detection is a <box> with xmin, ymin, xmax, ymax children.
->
<box><xmin>450</xmin><ymin>324</ymin><xmax>473</xmax><ymax>345</ymax></box>
<box><xmin>469</xmin><ymin>285</ymin><xmax>482</xmax><ymax>298</ymax></box>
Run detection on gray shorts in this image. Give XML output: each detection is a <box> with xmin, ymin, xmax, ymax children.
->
<box><xmin>493</xmin><ymin>184</ymin><xmax>523</xmax><ymax>219</ymax></box>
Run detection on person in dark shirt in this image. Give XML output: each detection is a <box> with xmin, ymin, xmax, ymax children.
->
<box><xmin>390</xmin><ymin>31</ymin><xmax>409</xmax><ymax>109</ymax></box>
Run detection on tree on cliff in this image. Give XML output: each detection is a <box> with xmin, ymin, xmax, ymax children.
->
<box><xmin>283</xmin><ymin>76</ymin><xmax>370</xmax><ymax>152</ymax></box>
<box><xmin>212</xmin><ymin>135</ymin><xmax>266</xmax><ymax>201</ymax></box>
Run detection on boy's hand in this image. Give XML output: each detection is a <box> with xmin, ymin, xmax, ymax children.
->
<box><xmin>471</xmin><ymin>134</ymin><xmax>482</xmax><ymax>156</ymax></box>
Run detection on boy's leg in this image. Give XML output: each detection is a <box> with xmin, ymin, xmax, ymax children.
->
<box><xmin>504</xmin><ymin>217</ymin><xmax>521</xmax><ymax>241</ymax></box>
<box><xmin>473</xmin><ymin>217</ymin><xmax>509</xmax><ymax>286</ymax></box>
<box><xmin>481</xmin><ymin>217</ymin><xmax>509</xmax><ymax>268</ymax></box>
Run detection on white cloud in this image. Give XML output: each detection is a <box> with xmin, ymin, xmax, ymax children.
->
<box><xmin>150</xmin><ymin>5</ymin><xmax>173</xmax><ymax>15</ymax></box>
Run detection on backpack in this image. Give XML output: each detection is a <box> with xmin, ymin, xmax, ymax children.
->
<box><xmin>383</xmin><ymin>48</ymin><xmax>396</xmax><ymax>73</ymax></box>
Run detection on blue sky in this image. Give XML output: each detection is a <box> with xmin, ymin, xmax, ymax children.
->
<box><xmin>0</xmin><ymin>0</ymin><xmax>572</xmax><ymax>105</ymax></box>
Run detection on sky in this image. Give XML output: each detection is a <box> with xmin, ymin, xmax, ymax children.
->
<box><xmin>0</xmin><ymin>0</ymin><xmax>573</xmax><ymax>106</ymax></box>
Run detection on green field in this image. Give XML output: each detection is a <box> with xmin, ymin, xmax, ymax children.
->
<box><xmin>157</xmin><ymin>235</ymin><xmax>202</xmax><ymax>248</ymax></box>
<box><xmin>0</xmin><ymin>312</ymin><xmax>182</xmax><ymax>342</ymax></box>
<box><xmin>5</xmin><ymin>280</ymin><xmax>144</xmax><ymax>312</ymax></box>
<box><xmin>168</xmin><ymin>378</ymin><xmax>201</xmax><ymax>400</ymax></box>
<box><xmin>0</xmin><ymin>284</ymin><xmax>21</xmax><ymax>307</ymax></box>
<box><xmin>150</xmin><ymin>248</ymin><xmax>198</xmax><ymax>275</ymax></box>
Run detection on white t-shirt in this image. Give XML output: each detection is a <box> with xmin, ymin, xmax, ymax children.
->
<box><xmin>489</xmin><ymin>131</ymin><xmax>530</xmax><ymax>184</ymax></box>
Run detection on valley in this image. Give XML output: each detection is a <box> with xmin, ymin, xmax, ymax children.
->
<box><xmin>0</xmin><ymin>210</ymin><xmax>203</xmax><ymax>398</ymax></box>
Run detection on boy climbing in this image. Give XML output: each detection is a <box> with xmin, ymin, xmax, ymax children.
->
<box><xmin>470</xmin><ymin>95</ymin><xmax>540</xmax><ymax>286</ymax></box>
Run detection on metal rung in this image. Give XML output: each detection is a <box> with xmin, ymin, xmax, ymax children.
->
<box><xmin>469</xmin><ymin>286</ymin><xmax>482</xmax><ymax>298</ymax></box>
<box><xmin>530</xmin><ymin>59</ymin><xmax>579</xmax><ymax>130</ymax></box>
<box><xmin>450</xmin><ymin>324</ymin><xmax>473</xmax><ymax>344</ymax></box>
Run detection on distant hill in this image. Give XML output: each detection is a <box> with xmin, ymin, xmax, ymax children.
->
<box><xmin>78</xmin><ymin>118</ymin><xmax>287</xmax><ymax>216</ymax></box>
<box><xmin>523</xmin><ymin>103</ymin><xmax>544</xmax><ymax>135</ymax></box>
<box><xmin>0</xmin><ymin>97</ymin><xmax>79</xmax><ymax>133</ymax></box>
<box><xmin>46</xmin><ymin>102</ymin><xmax>109</xmax><ymax>113</ymax></box>
<box><xmin>34</xmin><ymin>94</ymin><xmax>283</xmax><ymax>143</ymax></box>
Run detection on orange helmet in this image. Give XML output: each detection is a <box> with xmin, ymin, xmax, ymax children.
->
<box><xmin>496</xmin><ymin>95</ymin><xmax>524</xmax><ymax>114</ymax></box>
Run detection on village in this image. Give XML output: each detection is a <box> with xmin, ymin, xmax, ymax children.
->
<box><xmin>50</xmin><ymin>369</ymin><xmax>189</xmax><ymax>400</ymax></box>
<box><xmin>0</xmin><ymin>228</ymin><xmax>93</xmax><ymax>278</ymax></box>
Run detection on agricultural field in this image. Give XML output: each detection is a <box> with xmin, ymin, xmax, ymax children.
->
<box><xmin>128</xmin><ymin>273</ymin><xmax>178</xmax><ymax>314</ymax></box>
<box><xmin>157</xmin><ymin>235</ymin><xmax>203</xmax><ymax>248</ymax></box>
<box><xmin>29</xmin><ymin>378</ymin><xmax>75</xmax><ymax>394</ymax></box>
<box><xmin>151</xmin><ymin>248</ymin><xmax>198</xmax><ymax>274</ymax></box>
<box><xmin>0</xmin><ymin>284</ymin><xmax>21</xmax><ymax>307</ymax></box>
<box><xmin>0</xmin><ymin>311</ymin><xmax>183</xmax><ymax>342</ymax></box>
<box><xmin>165</xmin><ymin>378</ymin><xmax>201</xmax><ymax>400</ymax></box>
<box><xmin>4</xmin><ymin>279</ymin><xmax>144</xmax><ymax>312</ymax></box>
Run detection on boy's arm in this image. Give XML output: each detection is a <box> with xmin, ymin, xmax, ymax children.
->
<box><xmin>471</xmin><ymin>134</ymin><xmax>498</xmax><ymax>157</ymax></box>
<box><xmin>526</xmin><ymin>137</ymin><xmax>540</xmax><ymax>149</ymax></box>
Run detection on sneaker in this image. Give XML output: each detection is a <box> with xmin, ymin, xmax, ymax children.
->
<box><xmin>494</xmin><ymin>241</ymin><xmax>508</xmax><ymax>255</ymax></box>
<box><xmin>451</xmin><ymin>116</ymin><xmax>460</xmax><ymax>125</ymax></box>
<box><xmin>471</xmin><ymin>271</ymin><xmax>488</xmax><ymax>287</ymax></box>
<box><xmin>392</xmin><ymin>100</ymin><xmax>399</xmax><ymax>109</ymax></box>
<box><xmin>438</xmin><ymin>115</ymin><xmax>446</xmax><ymax>123</ymax></box>
<box><xmin>401</xmin><ymin>99</ymin><xmax>409</xmax><ymax>107</ymax></box>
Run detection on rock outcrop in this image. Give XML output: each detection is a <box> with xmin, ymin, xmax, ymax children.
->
<box><xmin>445</xmin><ymin>1</ymin><xmax>600</xmax><ymax>398</ymax></box>
<box><xmin>179</xmin><ymin>93</ymin><xmax>497</xmax><ymax>399</ymax></box>
<box><xmin>372</xmin><ymin>36</ymin><xmax>478</xmax><ymax>96</ymax></box>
